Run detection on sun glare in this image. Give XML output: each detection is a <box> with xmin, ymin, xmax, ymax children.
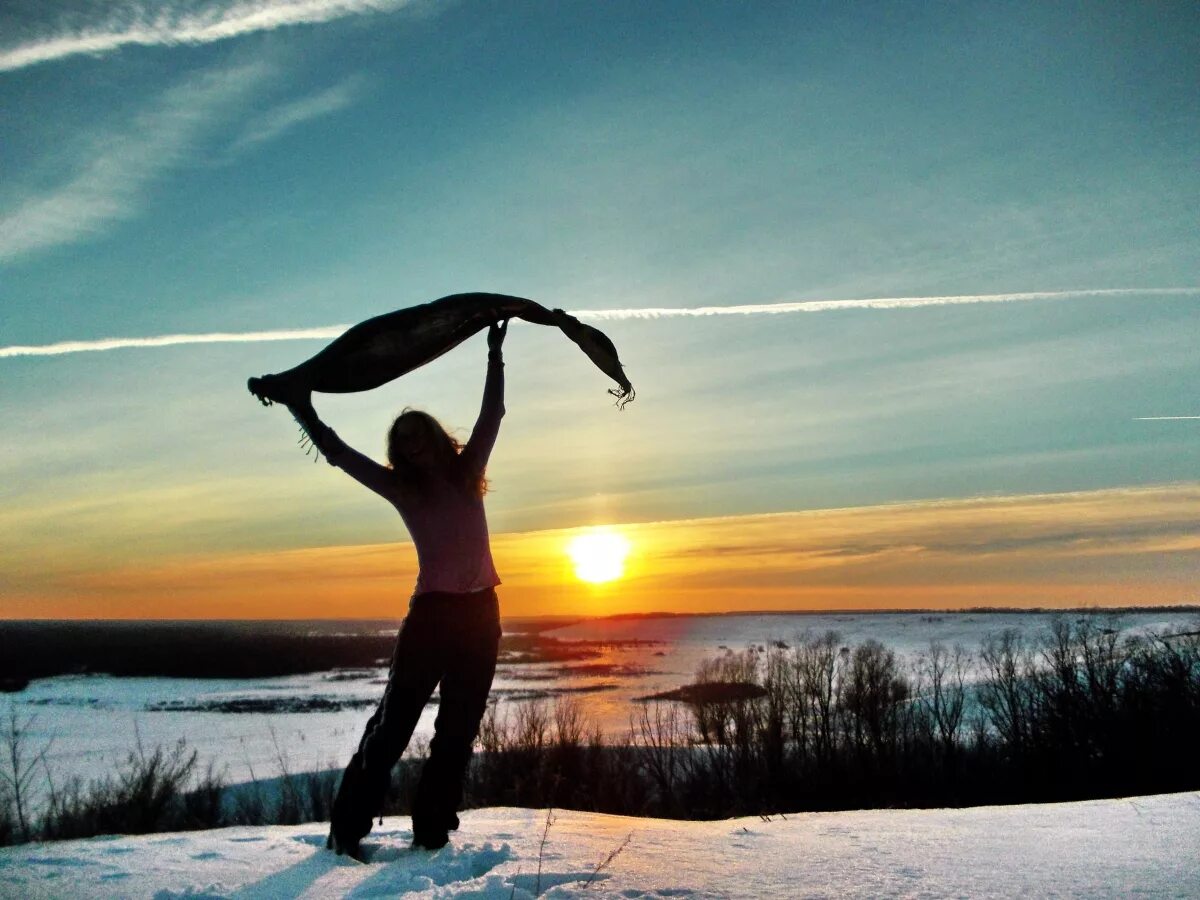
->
<box><xmin>566</xmin><ymin>529</ymin><xmax>632</xmax><ymax>584</ymax></box>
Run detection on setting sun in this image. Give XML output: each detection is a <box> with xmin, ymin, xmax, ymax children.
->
<box><xmin>566</xmin><ymin>529</ymin><xmax>632</xmax><ymax>584</ymax></box>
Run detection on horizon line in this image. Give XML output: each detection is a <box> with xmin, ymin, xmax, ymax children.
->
<box><xmin>3</xmin><ymin>603</ymin><xmax>1199</xmax><ymax>624</ymax></box>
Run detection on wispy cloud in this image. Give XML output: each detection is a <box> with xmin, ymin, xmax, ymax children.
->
<box><xmin>2</xmin><ymin>288</ymin><xmax>1197</xmax><ymax>359</ymax></box>
<box><xmin>17</xmin><ymin>483</ymin><xmax>1200</xmax><ymax>617</ymax></box>
<box><xmin>229</xmin><ymin>76</ymin><xmax>362</xmax><ymax>152</ymax></box>
<box><xmin>0</xmin><ymin>62</ymin><xmax>269</xmax><ymax>263</ymax></box>
<box><xmin>0</xmin><ymin>0</ymin><xmax>417</xmax><ymax>73</ymax></box>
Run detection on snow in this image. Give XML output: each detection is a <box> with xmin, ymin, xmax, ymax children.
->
<box><xmin>2</xmin><ymin>793</ymin><xmax>1198</xmax><ymax>898</ymax></box>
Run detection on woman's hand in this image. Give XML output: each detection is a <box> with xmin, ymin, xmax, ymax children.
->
<box><xmin>286</xmin><ymin>399</ymin><xmax>344</xmax><ymax>463</ymax></box>
<box><xmin>488</xmin><ymin>318</ymin><xmax>509</xmax><ymax>357</ymax></box>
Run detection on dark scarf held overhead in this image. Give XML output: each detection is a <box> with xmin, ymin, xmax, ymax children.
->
<box><xmin>247</xmin><ymin>293</ymin><xmax>635</xmax><ymax>415</ymax></box>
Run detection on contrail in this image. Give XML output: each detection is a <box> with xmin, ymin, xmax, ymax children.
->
<box><xmin>2</xmin><ymin>287</ymin><xmax>1197</xmax><ymax>359</ymax></box>
<box><xmin>0</xmin><ymin>1</ymin><xmax>417</xmax><ymax>73</ymax></box>
<box><xmin>1134</xmin><ymin>417</ymin><xmax>1200</xmax><ymax>421</ymax></box>
<box><xmin>0</xmin><ymin>327</ymin><xmax>347</xmax><ymax>358</ymax></box>
<box><xmin>578</xmin><ymin>287</ymin><xmax>1200</xmax><ymax>320</ymax></box>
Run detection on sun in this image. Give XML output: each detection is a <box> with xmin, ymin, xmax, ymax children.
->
<box><xmin>566</xmin><ymin>529</ymin><xmax>632</xmax><ymax>584</ymax></box>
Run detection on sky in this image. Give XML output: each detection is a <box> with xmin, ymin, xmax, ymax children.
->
<box><xmin>1</xmin><ymin>1</ymin><xmax>1197</xmax><ymax>618</ymax></box>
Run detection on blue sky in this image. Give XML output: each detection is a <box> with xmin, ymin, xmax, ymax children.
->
<box><xmin>1</xmin><ymin>1</ymin><xmax>1197</xmax><ymax>616</ymax></box>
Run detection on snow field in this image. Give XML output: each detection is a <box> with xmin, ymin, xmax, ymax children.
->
<box><xmin>1</xmin><ymin>793</ymin><xmax>1198</xmax><ymax>898</ymax></box>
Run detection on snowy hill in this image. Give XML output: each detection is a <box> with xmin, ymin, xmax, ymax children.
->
<box><xmin>2</xmin><ymin>794</ymin><xmax>1198</xmax><ymax>898</ymax></box>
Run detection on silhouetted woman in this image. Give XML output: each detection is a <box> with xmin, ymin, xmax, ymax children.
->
<box><xmin>290</xmin><ymin>319</ymin><xmax>509</xmax><ymax>858</ymax></box>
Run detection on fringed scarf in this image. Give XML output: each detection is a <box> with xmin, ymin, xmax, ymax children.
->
<box><xmin>247</xmin><ymin>292</ymin><xmax>634</xmax><ymax>412</ymax></box>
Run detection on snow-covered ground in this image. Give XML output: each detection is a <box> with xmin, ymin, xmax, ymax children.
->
<box><xmin>2</xmin><ymin>793</ymin><xmax>1198</xmax><ymax>898</ymax></box>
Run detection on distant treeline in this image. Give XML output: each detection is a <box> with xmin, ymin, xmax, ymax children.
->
<box><xmin>0</xmin><ymin>621</ymin><xmax>619</xmax><ymax>686</ymax></box>
<box><xmin>0</xmin><ymin>622</ymin><xmax>399</xmax><ymax>684</ymax></box>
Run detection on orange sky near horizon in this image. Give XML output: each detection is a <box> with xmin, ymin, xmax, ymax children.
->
<box><xmin>5</xmin><ymin>483</ymin><xmax>1198</xmax><ymax>620</ymax></box>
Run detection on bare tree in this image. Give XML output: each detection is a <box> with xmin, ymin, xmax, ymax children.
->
<box><xmin>793</xmin><ymin>631</ymin><xmax>844</xmax><ymax>765</ymax></box>
<box><xmin>979</xmin><ymin>629</ymin><xmax>1035</xmax><ymax>751</ymax></box>
<box><xmin>629</xmin><ymin>702</ymin><xmax>690</xmax><ymax>812</ymax></box>
<box><xmin>1</xmin><ymin>705</ymin><xmax>54</xmax><ymax>842</ymax></box>
<box><xmin>918</xmin><ymin>641</ymin><xmax>969</xmax><ymax>752</ymax></box>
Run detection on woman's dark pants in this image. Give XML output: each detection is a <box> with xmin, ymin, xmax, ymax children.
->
<box><xmin>330</xmin><ymin>588</ymin><xmax>500</xmax><ymax>847</ymax></box>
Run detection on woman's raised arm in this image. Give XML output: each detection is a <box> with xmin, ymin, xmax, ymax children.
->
<box><xmin>461</xmin><ymin>320</ymin><xmax>507</xmax><ymax>477</ymax></box>
<box><xmin>288</xmin><ymin>402</ymin><xmax>399</xmax><ymax>501</ymax></box>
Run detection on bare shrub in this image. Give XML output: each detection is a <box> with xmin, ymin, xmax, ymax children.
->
<box><xmin>1</xmin><ymin>706</ymin><xmax>53</xmax><ymax>843</ymax></box>
<box><xmin>302</xmin><ymin>769</ymin><xmax>337</xmax><ymax>823</ymax></box>
<box><xmin>552</xmin><ymin>697</ymin><xmax>586</xmax><ymax>750</ymax></box>
<box><xmin>228</xmin><ymin>762</ymin><xmax>270</xmax><ymax>827</ymax></box>
<box><xmin>513</xmin><ymin>700</ymin><xmax>550</xmax><ymax>755</ymax></box>
<box><xmin>478</xmin><ymin>700</ymin><xmax>504</xmax><ymax>755</ymax></box>
<box><xmin>181</xmin><ymin>761</ymin><xmax>225</xmax><ymax>830</ymax></box>
<box><xmin>269</xmin><ymin>726</ymin><xmax>303</xmax><ymax>825</ymax></box>
<box><xmin>42</xmin><ymin>739</ymin><xmax>200</xmax><ymax>840</ymax></box>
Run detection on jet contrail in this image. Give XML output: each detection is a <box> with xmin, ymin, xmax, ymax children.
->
<box><xmin>1135</xmin><ymin>417</ymin><xmax>1200</xmax><ymax>421</ymax></box>
<box><xmin>2</xmin><ymin>287</ymin><xmax>1197</xmax><ymax>359</ymax></box>
<box><xmin>577</xmin><ymin>287</ymin><xmax>1200</xmax><ymax>320</ymax></box>
<box><xmin>0</xmin><ymin>0</ymin><xmax>417</xmax><ymax>73</ymax></box>
<box><xmin>0</xmin><ymin>327</ymin><xmax>348</xmax><ymax>358</ymax></box>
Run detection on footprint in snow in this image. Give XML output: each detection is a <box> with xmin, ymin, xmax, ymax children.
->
<box><xmin>506</xmin><ymin>871</ymin><xmax>610</xmax><ymax>894</ymax></box>
<box><xmin>344</xmin><ymin>842</ymin><xmax>514</xmax><ymax>897</ymax></box>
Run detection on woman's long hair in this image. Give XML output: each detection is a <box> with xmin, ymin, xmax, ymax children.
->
<box><xmin>386</xmin><ymin>409</ymin><xmax>488</xmax><ymax>497</ymax></box>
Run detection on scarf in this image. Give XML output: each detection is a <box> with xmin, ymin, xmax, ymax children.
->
<box><xmin>247</xmin><ymin>292</ymin><xmax>634</xmax><ymax>411</ymax></box>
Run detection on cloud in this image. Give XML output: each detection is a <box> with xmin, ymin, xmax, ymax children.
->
<box><xmin>15</xmin><ymin>482</ymin><xmax>1200</xmax><ymax>617</ymax></box>
<box><xmin>3</xmin><ymin>287</ymin><xmax>1198</xmax><ymax>358</ymax></box>
<box><xmin>229</xmin><ymin>77</ymin><xmax>362</xmax><ymax>152</ymax></box>
<box><xmin>0</xmin><ymin>62</ymin><xmax>269</xmax><ymax>263</ymax></box>
<box><xmin>0</xmin><ymin>0</ymin><xmax>418</xmax><ymax>73</ymax></box>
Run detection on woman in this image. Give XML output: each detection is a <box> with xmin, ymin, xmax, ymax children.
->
<box><xmin>289</xmin><ymin>319</ymin><xmax>509</xmax><ymax>858</ymax></box>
